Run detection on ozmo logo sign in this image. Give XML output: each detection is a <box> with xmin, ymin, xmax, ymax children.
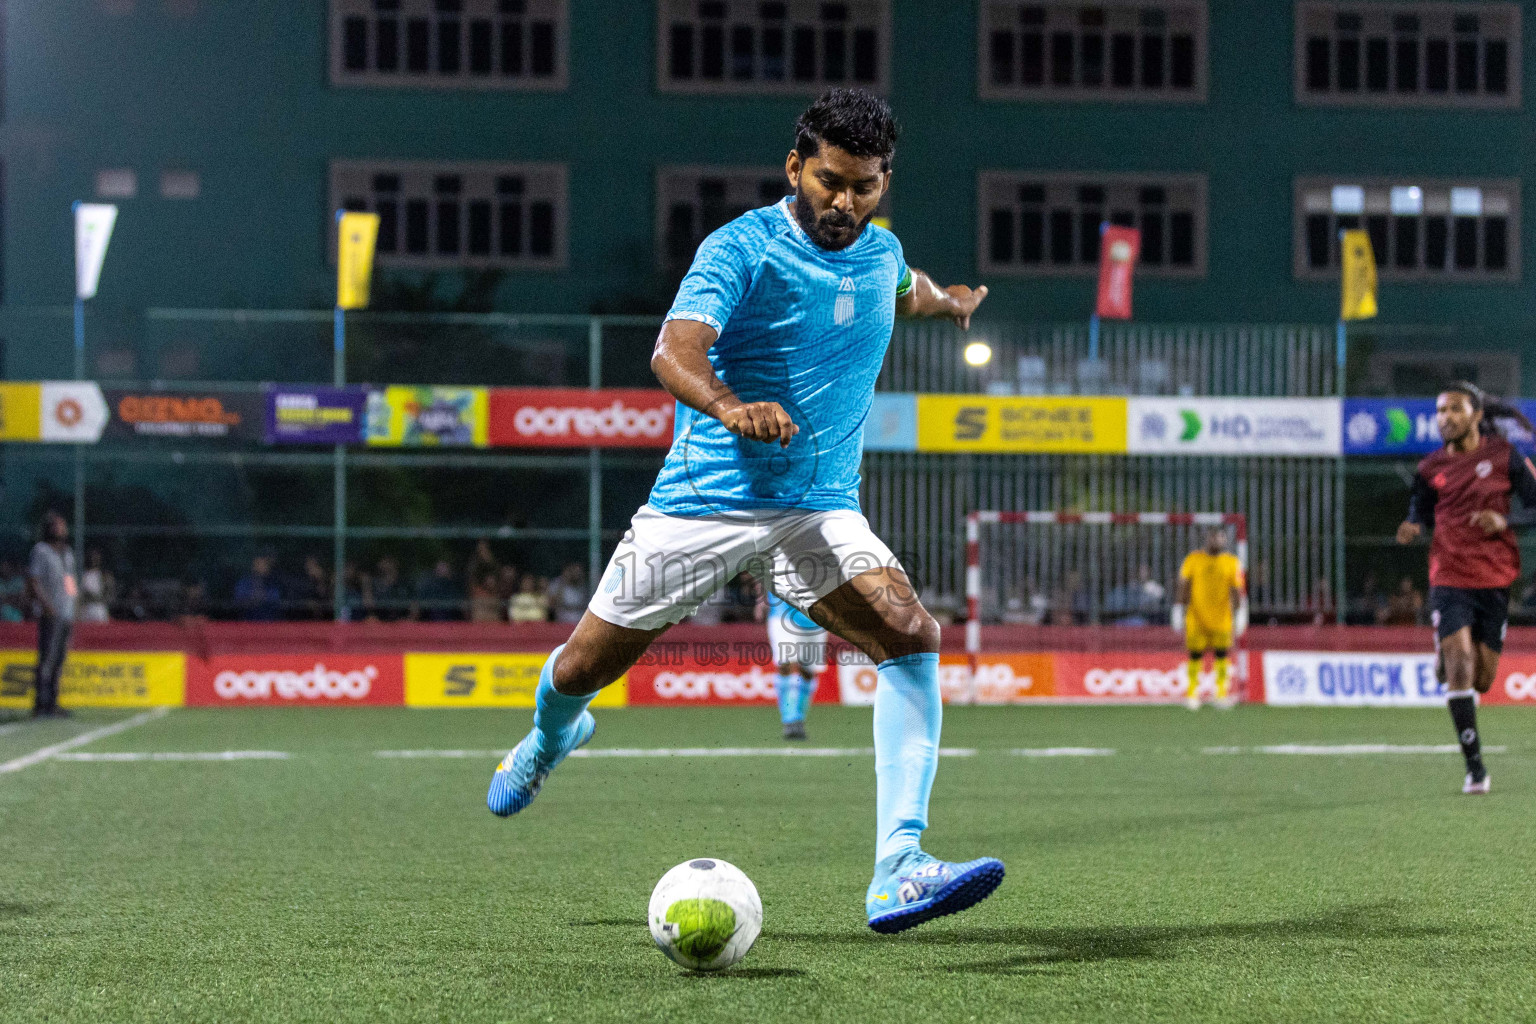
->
<box><xmin>213</xmin><ymin>663</ymin><xmax>378</xmax><ymax>701</ymax></box>
<box><xmin>653</xmin><ymin>666</ymin><xmax>777</xmax><ymax>701</ymax></box>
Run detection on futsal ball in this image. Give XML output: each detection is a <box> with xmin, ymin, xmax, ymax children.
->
<box><xmin>648</xmin><ymin>858</ymin><xmax>762</xmax><ymax>971</ymax></box>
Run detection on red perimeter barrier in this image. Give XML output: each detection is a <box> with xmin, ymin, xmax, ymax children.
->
<box><xmin>0</xmin><ymin>622</ymin><xmax>1507</xmax><ymax>657</ymax></box>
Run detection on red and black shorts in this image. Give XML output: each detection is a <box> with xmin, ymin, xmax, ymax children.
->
<box><xmin>1429</xmin><ymin>586</ymin><xmax>1510</xmax><ymax>653</ymax></box>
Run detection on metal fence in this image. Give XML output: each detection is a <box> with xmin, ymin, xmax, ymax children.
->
<box><xmin>0</xmin><ymin>309</ymin><xmax>1345</xmax><ymax>621</ymax></box>
<box><xmin>880</xmin><ymin>321</ymin><xmax>1338</xmax><ymax>397</ymax></box>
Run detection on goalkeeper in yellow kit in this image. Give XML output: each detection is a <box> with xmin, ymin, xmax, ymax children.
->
<box><xmin>1171</xmin><ymin>528</ymin><xmax>1247</xmax><ymax>710</ymax></box>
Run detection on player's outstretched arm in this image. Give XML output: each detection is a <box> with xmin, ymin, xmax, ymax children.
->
<box><xmin>895</xmin><ymin>268</ymin><xmax>988</xmax><ymax>329</ymax></box>
<box><xmin>651</xmin><ymin>318</ymin><xmax>799</xmax><ymax>448</ymax></box>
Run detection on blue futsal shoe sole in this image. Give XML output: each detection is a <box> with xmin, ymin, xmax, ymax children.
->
<box><xmin>866</xmin><ymin>855</ymin><xmax>1005</xmax><ymax>934</ymax></box>
<box><xmin>486</xmin><ymin>711</ymin><xmax>595</xmax><ymax>817</ymax></box>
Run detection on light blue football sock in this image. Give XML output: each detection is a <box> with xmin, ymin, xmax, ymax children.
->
<box><xmin>531</xmin><ymin>644</ymin><xmax>596</xmax><ymax>763</ymax></box>
<box><xmin>873</xmin><ymin>652</ymin><xmax>941</xmax><ymax>865</ymax></box>
<box><xmin>796</xmin><ymin>672</ymin><xmax>815</xmax><ymax>720</ymax></box>
<box><xmin>776</xmin><ymin>669</ymin><xmax>799</xmax><ymax>724</ymax></box>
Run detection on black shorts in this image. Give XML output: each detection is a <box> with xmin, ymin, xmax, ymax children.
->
<box><xmin>1429</xmin><ymin>586</ymin><xmax>1509</xmax><ymax>653</ymax></box>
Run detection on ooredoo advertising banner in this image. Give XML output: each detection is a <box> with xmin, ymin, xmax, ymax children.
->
<box><xmin>186</xmin><ymin>656</ymin><xmax>404</xmax><ymax>707</ymax></box>
<box><xmin>1127</xmin><ymin>398</ymin><xmax>1342</xmax><ymax>456</ymax></box>
<box><xmin>265</xmin><ymin>386</ymin><xmax>368</xmax><ymax>445</ymax></box>
<box><xmin>104</xmin><ymin>389</ymin><xmax>266</xmax><ymax>442</ymax></box>
<box><xmin>627</xmin><ymin>656</ymin><xmax>834</xmax><ymax>706</ymax></box>
<box><xmin>487</xmin><ymin>388</ymin><xmax>675</xmax><ymax>448</ymax></box>
<box><xmin>1478</xmin><ymin>655</ymin><xmax>1536</xmax><ymax>706</ymax></box>
<box><xmin>1263</xmin><ymin>651</ymin><xmax>1445</xmax><ymax>707</ymax></box>
<box><xmin>1053</xmin><ymin>652</ymin><xmax>1237</xmax><ymax>703</ymax></box>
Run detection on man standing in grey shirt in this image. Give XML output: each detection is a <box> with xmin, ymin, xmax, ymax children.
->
<box><xmin>26</xmin><ymin>512</ymin><xmax>77</xmax><ymax>718</ymax></box>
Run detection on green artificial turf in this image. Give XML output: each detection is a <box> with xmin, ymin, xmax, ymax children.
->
<box><xmin>2</xmin><ymin>705</ymin><xmax>1534</xmax><ymax>1023</ymax></box>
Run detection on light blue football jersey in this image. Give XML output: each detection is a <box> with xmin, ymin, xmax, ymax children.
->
<box><xmin>767</xmin><ymin>591</ymin><xmax>820</xmax><ymax>632</ymax></box>
<box><xmin>649</xmin><ymin>198</ymin><xmax>912</xmax><ymax>517</ymax></box>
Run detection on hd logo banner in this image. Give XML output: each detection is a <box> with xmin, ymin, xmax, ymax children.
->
<box><xmin>916</xmin><ymin>396</ymin><xmax>1127</xmax><ymax>453</ymax></box>
<box><xmin>1341</xmin><ymin>398</ymin><xmax>1536</xmax><ymax>456</ymax></box>
<box><xmin>1128</xmin><ymin>398</ymin><xmax>1341</xmax><ymax>456</ymax></box>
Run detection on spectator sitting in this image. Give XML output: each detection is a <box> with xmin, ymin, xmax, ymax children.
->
<box><xmin>233</xmin><ymin>554</ymin><xmax>283</xmax><ymax>621</ymax></box>
<box><xmin>509</xmin><ymin>574</ymin><xmax>549</xmax><ymax>623</ymax></box>
<box><xmin>415</xmin><ymin>558</ymin><xmax>466</xmax><ymax>621</ymax></box>
<box><xmin>1136</xmin><ymin>564</ymin><xmax>1166</xmax><ymax>617</ymax></box>
<box><xmin>1378</xmin><ymin>576</ymin><xmax>1424</xmax><ymax>626</ymax></box>
<box><xmin>0</xmin><ymin>560</ymin><xmax>26</xmax><ymax>622</ymax></box>
<box><xmin>368</xmin><ymin>557</ymin><xmax>411</xmax><ymax>622</ymax></box>
<box><xmin>77</xmin><ymin>549</ymin><xmax>115</xmax><ymax>623</ymax></box>
<box><xmin>470</xmin><ymin>570</ymin><xmax>504</xmax><ymax>622</ymax></box>
<box><xmin>290</xmin><ymin>555</ymin><xmax>331</xmax><ymax>621</ymax></box>
<box><xmin>548</xmin><ymin>562</ymin><xmax>588</xmax><ymax>624</ymax></box>
<box><xmin>468</xmin><ymin>540</ymin><xmax>500</xmax><ymax>592</ymax></box>
<box><xmin>339</xmin><ymin>561</ymin><xmax>367</xmax><ymax>622</ymax></box>
<box><xmin>1350</xmin><ymin>572</ymin><xmax>1388</xmax><ymax>626</ymax></box>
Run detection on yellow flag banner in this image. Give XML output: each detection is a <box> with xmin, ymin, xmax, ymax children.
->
<box><xmin>336</xmin><ymin>211</ymin><xmax>381</xmax><ymax>310</ymax></box>
<box><xmin>1340</xmin><ymin>228</ymin><xmax>1378</xmax><ymax>321</ymax></box>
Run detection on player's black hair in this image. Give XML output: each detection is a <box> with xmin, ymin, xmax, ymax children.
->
<box><xmin>1445</xmin><ymin>381</ymin><xmax>1536</xmax><ymax>438</ymax></box>
<box><xmin>793</xmin><ymin>88</ymin><xmax>899</xmax><ymax>171</ymax></box>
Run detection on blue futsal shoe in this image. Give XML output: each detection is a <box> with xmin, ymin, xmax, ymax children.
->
<box><xmin>486</xmin><ymin>711</ymin><xmax>596</xmax><ymax>817</ymax></box>
<box><xmin>865</xmin><ymin>850</ymin><xmax>1005</xmax><ymax>934</ymax></box>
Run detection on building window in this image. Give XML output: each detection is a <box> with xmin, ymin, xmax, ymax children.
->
<box><xmin>979</xmin><ymin>2</ymin><xmax>1206</xmax><ymax>101</ymax></box>
<box><xmin>96</xmin><ymin>169</ymin><xmax>139</xmax><ymax>199</ymax></box>
<box><xmin>330</xmin><ymin>161</ymin><xmax>567</xmax><ymax>268</ymax></box>
<box><xmin>1296</xmin><ymin>3</ymin><xmax>1520</xmax><ymax>107</ymax></box>
<box><xmin>979</xmin><ymin>172</ymin><xmax>1205</xmax><ymax>277</ymax></box>
<box><xmin>1294</xmin><ymin>177</ymin><xmax>1519</xmax><ymax>282</ymax></box>
<box><xmin>330</xmin><ymin>0</ymin><xmax>567</xmax><ymax>90</ymax></box>
<box><xmin>160</xmin><ymin>170</ymin><xmax>201</xmax><ymax>200</ymax></box>
<box><xmin>656</xmin><ymin>165</ymin><xmax>891</xmax><ymax>270</ymax></box>
<box><xmin>658</xmin><ymin>0</ymin><xmax>889</xmax><ymax>95</ymax></box>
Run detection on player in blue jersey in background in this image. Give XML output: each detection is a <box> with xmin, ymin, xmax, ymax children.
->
<box><xmin>763</xmin><ymin>588</ymin><xmax>827</xmax><ymax>740</ymax></box>
<box><xmin>488</xmin><ymin>89</ymin><xmax>1002</xmax><ymax>934</ymax></box>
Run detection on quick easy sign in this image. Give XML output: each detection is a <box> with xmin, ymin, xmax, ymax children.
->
<box><xmin>1263</xmin><ymin>651</ymin><xmax>1446</xmax><ymax>707</ymax></box>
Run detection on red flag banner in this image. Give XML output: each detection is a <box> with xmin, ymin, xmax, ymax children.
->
<box><xmin>1095</xmin><ymin>226</ymin><xmax>1141</xmax><ymax>320</ymax></box>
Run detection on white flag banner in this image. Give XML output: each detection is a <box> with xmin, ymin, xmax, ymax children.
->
<box><xmin>40</xmin><ymin>381</ymin><xmax>109</xmax><ymax>442</ymax></box>
<box><xmin>74</xmin><ymin>202</ymin><xmax>118</xmax><ymax>300</ymax></box>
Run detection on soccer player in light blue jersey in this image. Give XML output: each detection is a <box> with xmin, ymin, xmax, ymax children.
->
<box><xmin>488</xmin><ymin>89</ymin><xmax>1004</xmax><ymax>934</ymax></box>
<box><xmin>764</xmin><ymin>589</ymin><xmax>826</xmax><ymax>741</ymax></box>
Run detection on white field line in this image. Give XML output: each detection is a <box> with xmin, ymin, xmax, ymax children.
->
<box><xmin>1204</xmin><ymin>744</ymin><xmax>1508</xmax><ymax>756</ymax></box>
<box><xmin>375</xmin><ymin>746</ymin><xmax>979</xmax><ymax>759</ymax></box>
<box><xmin>52</xmin><ymin>750</ymin><xmax>291</xmax><ymax>762</ymax></box>
<box><xmin>0</xmin><ymin>708</ymin><xmax>170</xmax><ymax>774</ymax></box>
<box><xmin>1011</xmin><ymin>747</ymin><xmax>1117</xmax><ymax>757</ymax></box>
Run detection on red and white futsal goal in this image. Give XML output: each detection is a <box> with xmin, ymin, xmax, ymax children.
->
<box><xmin>964</xmin><ymin>511</ymin><xmax>1249</xmax><ymax>687</ymax></box>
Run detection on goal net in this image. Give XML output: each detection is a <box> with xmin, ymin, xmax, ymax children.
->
<box><xmin>964</xmin><ymin>511</ymin><xmax>1250</xmax><ymax>700</ymax></box>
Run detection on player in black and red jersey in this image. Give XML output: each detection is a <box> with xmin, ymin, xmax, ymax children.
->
<box><xmin>1397</xmin><ymin>383</ymin><xmax>1536</xmax><ymax>795</ymax></box>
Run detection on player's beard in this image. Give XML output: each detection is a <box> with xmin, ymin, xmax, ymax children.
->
<box><xmin>793</xmin><ymin>187</ymin><xmax>870</xmax><ymax>251</ymax></box>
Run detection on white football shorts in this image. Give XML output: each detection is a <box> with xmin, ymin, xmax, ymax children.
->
<box><xmin>589</xmin><ymin>505</ymin><xmax>901</xmax><ymax>632</ymax></box>
<box><xmin>766</xmin><ymin>608</ymin><xmax>828</xmax><ymax>672</ymax></box>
